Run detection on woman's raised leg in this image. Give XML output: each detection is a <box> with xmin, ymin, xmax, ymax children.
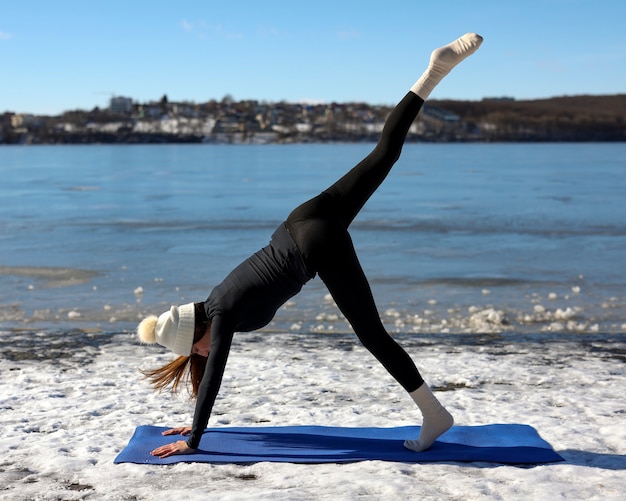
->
<box><xmin>290</xmin><ymin>33</ymin><xmax>483</xmax><ymax>453</ymax></box>
<box><xmin>288</xmin><ymin>33</ymin><xmax>483</xmax><ymax>231</ymax></box>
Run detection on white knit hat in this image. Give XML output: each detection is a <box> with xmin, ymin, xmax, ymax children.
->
<box><xmin>137</xmin><ymin>303</ymin><xmax>195</xmax><ymax>356</ymax></box>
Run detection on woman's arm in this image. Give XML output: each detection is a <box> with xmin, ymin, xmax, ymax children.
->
<box><xmin>186</xmin><ymin>315</ymin><xmax>235</xmax><ymax>449</ymax></box>
<box><xmin>149</xmin><ymin>316</ymin><xmax>234</xmax><ymax>456</ymax></box>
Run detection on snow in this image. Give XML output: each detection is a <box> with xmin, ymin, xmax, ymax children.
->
<box><xmin>1</xmin><ymin>329</ymin><xmax>625</xmax><ymax>500</ymax></box>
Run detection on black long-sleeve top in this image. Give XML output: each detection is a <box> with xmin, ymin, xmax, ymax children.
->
<box><xmin>186</xmin><ymin>223</ymin><xmax>313</xmax><ymax>449</ymax></box>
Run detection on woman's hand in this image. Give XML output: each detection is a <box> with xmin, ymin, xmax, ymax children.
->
<box><xmin>150</xmin><ymin>440</ymin><xmax>196</xmax><ymax>458</ymax></box>
<box><xmin>162</xmin><ymin>426</ymin><xmax>192</xmax><ymax>436</ymax></box>
<box><xmin>151</xmin><ymin>427</ymin><xmax>195</xmax><ymax>458</ymax></box>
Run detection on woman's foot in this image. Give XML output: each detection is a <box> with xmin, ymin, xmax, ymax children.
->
<box><xmin>403</xmin><ymin>383</ymin><xmax>454</xmax><ymax>452</ymax></box>
<box><xmin>404</xmin><ymin>406</ymin><xmax>454</xmax><ymax>452</ymax></box>
<box><xmin>410</xmin><ymin>32</ymin><xmax>483</xmax><ymax>100</ymax></box>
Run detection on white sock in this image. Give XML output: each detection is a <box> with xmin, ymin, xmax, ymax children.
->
<box><xmin>404</xmin><ymin>383</ymin><xmax>454</xmax><ymax>452</ymax></box>
<box><xmin>410</xmin><ymin>32</ymin><xmax>483</xmax><ymax>100</ymax></box>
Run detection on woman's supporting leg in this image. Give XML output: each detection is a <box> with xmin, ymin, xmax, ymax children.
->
<box><xmin>314</xmin><ymin>223</ymin><xmax>454</xmax><ymax>453</ymax></box>
<box><xmin>315</xmin><ymin>224</ymin><xmax>424</xmax><ymax>392</ymax></box>
<box><xmin>315</xmin><ymin>221</ymin><xmax>454</xmax><ymax>453</ymax></box>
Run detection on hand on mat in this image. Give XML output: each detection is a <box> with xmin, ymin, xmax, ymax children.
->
<box><xmin>162</xmin><ymin>426</ymin><xmax>192</xmax><ymax>436</ymax></box>
<box><xmin>150</xmin><ymin>440</ymin><xmax>196</xmax><ymax>458</ymax></box>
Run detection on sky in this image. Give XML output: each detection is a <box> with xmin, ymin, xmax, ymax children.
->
<box><xmin>1</xmin><ymin>0</ymin><xmax>625</xmax><ymax>115</ymax></box>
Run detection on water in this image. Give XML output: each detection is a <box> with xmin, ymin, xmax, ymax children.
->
<box><xmin>1</xmin><ymin>142</ymin><xmax>625</xmax><ymax>334</ymax></box>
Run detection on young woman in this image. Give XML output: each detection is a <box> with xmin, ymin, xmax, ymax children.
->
<box><xmin>138</xmin><ymin>33</ymin><xmax>483</xmax><ymax>458</ymax></box>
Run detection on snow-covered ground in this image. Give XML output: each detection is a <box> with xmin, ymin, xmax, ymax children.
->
<box><xmin>1</xmin><ymin>329</ymin><xmax>624</xmax><ymax>500</ymax></box>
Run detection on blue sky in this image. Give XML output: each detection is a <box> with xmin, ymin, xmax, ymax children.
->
<box><xmin>1</xmin><ymin>0</ymin><xmax>625</xmax><ymax>115</ymax></box>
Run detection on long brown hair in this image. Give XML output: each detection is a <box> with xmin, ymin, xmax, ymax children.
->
<box><xmin>139</xmin><ymin>303</ymin><xmax>210</xmax><ymax>399</ymax></box>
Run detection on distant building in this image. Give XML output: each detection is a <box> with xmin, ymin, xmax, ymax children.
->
<box><xmin>422</xmin><ymin>105</ymin><xmax>460</xmax><ymax>123</ymax></box>
<box><xmin>110</xmin><ymin>96</ymin><xmax>133</xmax><ymax>114</ymax></box>
<box><xmin>482</xmin><ymin>97</ymin><xmax>516</xmax><ymax>102</ymax></box>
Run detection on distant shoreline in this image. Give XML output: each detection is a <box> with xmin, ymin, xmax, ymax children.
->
<box><xmin>2</xmin><ymin>94</ymin><xmax>625</xmax><ymax>144</ymax></box>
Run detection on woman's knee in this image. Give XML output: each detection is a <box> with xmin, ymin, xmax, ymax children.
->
<box><xmin>355</xmin><ymin>326</ymin><xmax>394</xmax><ymax>354</ymax></box>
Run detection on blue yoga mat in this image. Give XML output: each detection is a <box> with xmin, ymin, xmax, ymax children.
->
<box><xmin>114</xmin><ymin>424</ymin><xmax>563</xmax><ymax>465</ymax></box>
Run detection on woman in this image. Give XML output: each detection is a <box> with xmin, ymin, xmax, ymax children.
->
<box><xmin>138</xmin><ymin>33</ymin><xmax>483</xmax><ymax>458</ymax></box>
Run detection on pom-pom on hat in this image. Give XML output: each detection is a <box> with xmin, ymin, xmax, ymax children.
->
<box><xmin>137</xmin><ymin>303</ymin><xmax>195</xmax><ymax>356</ymax></box>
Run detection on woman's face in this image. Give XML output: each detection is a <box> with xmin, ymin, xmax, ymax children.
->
<box><xmin>190</xmin><ymin>323</ymin><xmax>211</xmax><ymax>357</ymax></box>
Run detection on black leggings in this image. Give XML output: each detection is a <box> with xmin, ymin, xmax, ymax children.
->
<box><xmin>285</xmin><ymin>92</ymin><xmax>425</xmax><ymax>392</ymax></box>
